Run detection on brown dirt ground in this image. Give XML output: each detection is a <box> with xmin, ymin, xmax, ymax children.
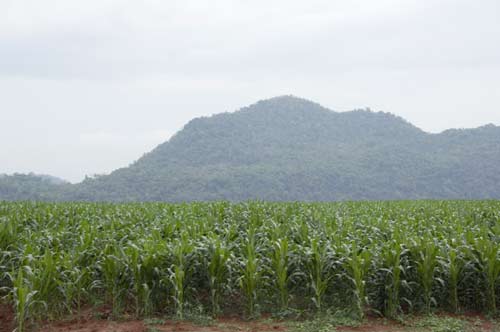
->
<box><xmin>0</xmin><ymin>305</ymin><xmax>498</xmax><ymax>332</ymax></box>
<box><xmin>0</xmin><ymin>304</ymin><xmax>15</xmax><ymax>332</ymax></box>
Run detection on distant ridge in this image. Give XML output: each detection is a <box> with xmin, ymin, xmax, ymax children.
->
<box><xmin>1</xmin><ymin>96</ymin><xmax>500</xmax><ymax>201</ymax></box>
<box><xmin>0</xmin><ymin>173</ymin><xmax>70</xmax><ymax>201</ymax></box>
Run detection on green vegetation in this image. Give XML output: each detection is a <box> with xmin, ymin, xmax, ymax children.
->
<box><xmin>410</xmin><ymin>315</ymin><xmax>468</xmax><ymax>332</ymax></box>
<box><xmin>0</xmin><ymin>173</ymin><xmax>69</xmax><ymax>201</ymax></box>
<box><xmin>1</xmin><ymin>200</ymin><xmax>500</xmax><ymax>331</ymax></box>
<box><xmin>2</xmin><ymin>96</ymin><xmax>500</xmax><ymax>202</ymax></box>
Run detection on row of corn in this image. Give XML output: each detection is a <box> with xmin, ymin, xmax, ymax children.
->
<box><xmin>0</xmin><ymin>200</ymin><xmax>500</xmax><ymax>331</ymax></box>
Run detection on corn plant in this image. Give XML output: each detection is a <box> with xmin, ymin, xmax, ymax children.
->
<box><xmin>414</xmin><ymin>238</ymin><xmax>442</xmax><ymax>313</ymax></box>
<box><xmin>473</xmin><ymin>236</ymin><xmax>500</xmax><ymax>313</ymax></box>
<box><xmin>8</xmin><ymin>267</ymin><xmax>45</xmax><ymax>332</ymax></box>
<box><xmin>0</xmin><ymin>217</ymin><xmax>18</xmax><ymax>252</ymax></box>
<box><xmin>270</xmin><ymin>237</ymin><xmax>291</xmax><ymax>311</ymax></box>
<box><xmin>2</xmin><ymin>200</ymin><xmax>500</xmax><ymax>324</ymax></box>
<box><xmin>140</xmin><ymin>239</ymin><xmax>165</xmax><ymax>316</ymax></box>
<box><xmin>205</xmin><ymin>236</ymin><xmax>232</xmax><ymax>316</ymax></box>
<box><xmin>239</xmin><ymin>229</ymin><xmax>261</xmax><ymax>317</ymax></box>
<box><xmin>59</xmin><ymin>265</ymin><xmax>89</xmax><ymax>317</ymax></box>
<box><xmin>125</xmin><ymin>243</ymin><xmax>151</xmax><ymax>317</ymax></box>
<box><xmin>343</xmin><ymin>241</ymin><xmax>372</xmax><ymax>319</ymax></box>
<box><xmin>98</xmin><ymin>244</ymin><xmax>128</xmax><ymax>316</ymax></box>
<box><xmin>30</xmin><ymin>251</ymin><xmax>60</xmax><ymax>315</ymax></box>
<box><xmin>168</xmin><ymin>232</ymin><xmax>194</xmax><ymax>319</ymax></box>
<box><xmin>442</xmin><ymin>241</ymin><xmax>467</xmax><ymax>313</ymax></box>
<box><xmin>303</xmin><ymin>237</ymin><xmax>333</xmax><ymax>312</ymax></box>
<box><xmin>380</xmin><ymin>239</ymin><xmax>410</xmax><ymax>318</ymax></box>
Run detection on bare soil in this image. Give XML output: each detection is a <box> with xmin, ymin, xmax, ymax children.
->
<box><xmin>0</xmin><ymin>305</ymin><xmax>498</xmax><ymax>332</ymax></box>
<box><xmin>0</xmin><ymin>304</ymin><xmax>15</xmax><ymax>332</ymax></box>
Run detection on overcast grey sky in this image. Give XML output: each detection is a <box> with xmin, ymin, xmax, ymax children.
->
<box><xmin>1</xmin><ymin>0</ymin><xmax>499</xmax><ymax>182</ymax></box>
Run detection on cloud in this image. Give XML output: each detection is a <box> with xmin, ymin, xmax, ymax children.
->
<box><xmin>79</xmin><ymin>130</ymin><xmax>170</xmax><ymax>147</ymax></box>
<box><xmin>4</xmin><ymin>0</ymin><xmax>498</xmax><ymax>81</ymax></box>
<box><xmin>0</xmin><ymin>0</ymin><xmax>499</xmax><ymax>181</ymax></box>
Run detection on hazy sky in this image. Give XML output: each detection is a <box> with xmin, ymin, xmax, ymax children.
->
<box><xmin>1</xmin><ymin>0</ymin><xmax>499</xmax><ymax>182</ymax></box>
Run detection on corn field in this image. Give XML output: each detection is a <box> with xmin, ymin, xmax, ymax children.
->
<box><xmin>1</xmin><ymin>201</ymin><xmax>500</xmax><ymax>330</ymax></box>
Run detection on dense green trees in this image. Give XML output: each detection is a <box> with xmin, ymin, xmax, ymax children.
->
<box><xmin>0</xmin><ymin>174</ymin><xmax>69</xmax><ymax>201</ymax></box>
<box><xmin>1</xmin><ymin>96</ymin><xmax>500</xmax><ymax>202</ymax></box>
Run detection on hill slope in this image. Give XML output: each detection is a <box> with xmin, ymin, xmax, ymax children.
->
<box><xmin>2</xmin><ymin>96</ymin><xmax>500</xmax><ymax>201</ymax></box>
<box><xmin>0</xmin><ymin>173</ymin><xmax>70</xmax><ymax>201</ymax></box>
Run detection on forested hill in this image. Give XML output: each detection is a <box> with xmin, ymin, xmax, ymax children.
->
<box><xmin>2</xmin><ymin>96</ymin><xmax>500</xmax><ymax>201</ymax></box>
<box><xmin>0</xmin><ymin>173</ymin><xmax>70</xmax><ymax>201</ymax></box>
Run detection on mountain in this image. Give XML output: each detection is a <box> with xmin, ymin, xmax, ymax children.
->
<box><xmin>1</xmin><ymin>96</ymin><xmax>500</xmax><ymax>201</ymax></box>
<box><xmin>0</xmin><ymin>173</ymin><xmax>70</xmax><ymax>201</ymax></box>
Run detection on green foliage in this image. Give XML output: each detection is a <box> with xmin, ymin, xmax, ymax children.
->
<box><xmin>288</xmin><ymin>310</ymin><xmax>360</xmax><ymax>332</ymax></box>
<box><xmin>205</xmin><ymin>236</ymin><xmax>232</xmax><ymax>316</ymax></box>
<box><xmin>441</xmin><ymin>240</ymin><xmax>467</xmax><ymax>313</ymax></box>
<box><xmin>168</xmin><ymin>232</ymin><xmax>195</xmax><ymax>319</ymax></box>
<box><xmin>289</xmin><ymin>318</ymin><xmax>337</xmax><ymax>332</ymax></box>
<box><xmin>2</xmin><ymin>96</ymin><xmax>500</xmax><ymax>202</ymax></box>
<box><xmin>270</xmin><ymin>237</ymin><xmax>291</xmax><ymax>311</ymax></box>
<box><xmin>414</xmin><ymin>237</ymin><xmax>442</xmax><ymax>313</ymax></box>
<box><xmin>7</xmin><ymin>267</ymin><xmax>46</xmax><ymax>332</ymax></box>
<box><xmin>0</xmin><ymin>173</ymin><xmax>69</xmax><ymax>201</ymax></box>
<box><xmin>380</xmin><ymin>237</ymin><xmax>410</xmax><ymax>318</ymax></box>
<box><xmin>1</xmin><ymin>200</ymin><xmax>500</xmax><ymax>330</ymax></box>
<box><xmin>239</xmin><ymin>229</ymin><xmax>261</xmax><ymax>317</ymax></box>
<box><xmin>303</xmin><ymin>237</ymin><xmax>333</xmax><ymax>312</ymax></box>
<box><xmin>343</xmin><ymin>241</ymin><xmax>372</xmax><ymax>319</ymax></box>
<box><xmin>472</xmin><ymin>236</ymin><xmax>500</xmax><ymax>314</ymax></box>
<box><xmin>412</xmin><ymin>315</ymin><xmax>467</xmax><ymax>332</ymax></box>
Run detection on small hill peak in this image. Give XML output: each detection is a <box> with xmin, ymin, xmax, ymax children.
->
<box><xmin>3</xmin><ymin>96</ymin><xmax>500</xmax><ymax>202</ymax></box>
<box><xmin>239</xmin><ymin>95</ymin><xmax>332</xmax><ymax>117</ymax></box>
